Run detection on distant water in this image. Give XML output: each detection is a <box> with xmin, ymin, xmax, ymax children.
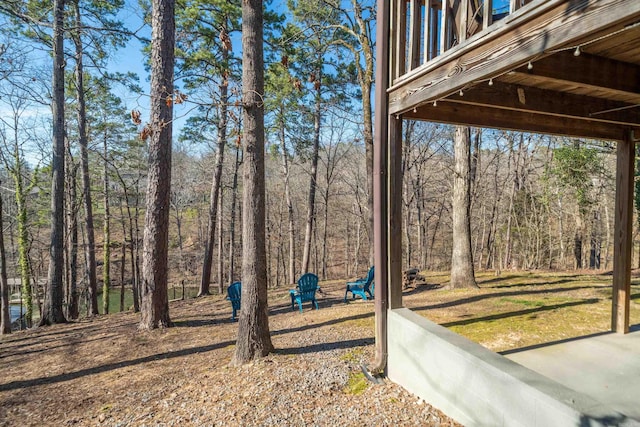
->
<box><xmin>10</xmin><ymin>305</ymin><xmax>23</xmax><ymax>323</ymax></box>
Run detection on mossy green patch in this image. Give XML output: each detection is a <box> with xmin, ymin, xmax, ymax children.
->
<box><xmin>344</xmin><ymin>371</ymin><xmax>368</xmax><ymax>396</ymax></box>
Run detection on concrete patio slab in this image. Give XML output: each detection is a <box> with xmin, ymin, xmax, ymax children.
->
<box><xmin>505</xmin><ymin>327</ymin><xmax>640</xmax><ymax>421</ymax></box>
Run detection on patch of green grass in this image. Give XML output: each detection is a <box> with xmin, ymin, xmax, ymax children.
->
<box><xmin>340</xmin><ymin>348</ymin><xmax>365</xmax><ymax>363</ymax></box>
<box><xmin>499</xmin><ymin>298</ymin><xmax>546</xmax><ymax>308</ymax></box>
<box><xmin>344</xmin><ymin>372</ymin><xmax>368</xmax><ymax>395</ymax></box>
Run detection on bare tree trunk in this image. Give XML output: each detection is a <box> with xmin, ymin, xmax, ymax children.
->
<box><xmin>73</xmin><ymin>0</ymin><xmax>99</xmax><ymax>316</ymax></box>
<box><xmin>41</xmin><ymin>0</ymin><xmax>68</xmax><ymax>325</ymax></box>
<box><xmin>0</xmin><ymin>183</ymin><xmax>10</xmax><ymax>334</ymax></box>
<box><xmin>450</xmin><ymin>126</ymin><xmax>478</xmax><ymax>289</ymax></box>
<box><xmin>278</xmin><ymin>110</ymin><xmax>296</xmax><ymax>285</ymax></box>
<box><xmin>301</xmin><ymin>70</ymin><xmax>321</xmax><ymax>274</ymax></box>
<box><xmin>139</xmin><ymin>0</ymin><xmax>174</xmax><ymax>330</ymax></box>
<box><xmin>119</xmin><ymin>203</ymin><xmax>127</xmax><ymax>312</ymax></box>
<box><xmin>217</xmin><ymin>189</ymin><xmax>224</xmax><ymax>292</ymax></box>
<box><xmin>102</xmin><ymin>134</ymin><xmax>111</xmax><ymax>315</ymax></box>
<box><xmin>232</xmin><ymin>0</ymin><xmax>273</xmax><ymax>363</ymax></box>
<box><xmin>199</xmin><ymin>51</ymin><xmax>229</xmax><ymax>296</ymax></box>
<box><xmin>228</xmin><ymin>147</ymin><xmax>240</xmax><ymax>283</ymax></box>
<box><xmin>66</xmin><ymin>152</ymin><xmax>80</xmax><ymax>319</ymax></box>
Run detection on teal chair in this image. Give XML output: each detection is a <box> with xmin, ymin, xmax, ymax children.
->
<box><xmin>226</xmin><ymin>281</ymin><xmax>241</xmax><ymax>321</ymax></box>
<box><xmin>289</xmin><ymin>273</ymin><xmax>320</xmax><ymax>313</ymax></box>
<box><xmin>344</xmin><ymin>266</ymin><xmax>374</xmax><ymax>302</ymax></box>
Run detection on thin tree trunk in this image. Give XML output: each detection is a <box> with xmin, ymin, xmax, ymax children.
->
<box><xmin>301</xmin><ymin>69</ymin><xmax>321</xmax><ymax>274</ymax></box>
<box><xmin>232</xmin><ymin>0</ymin><xmax>273</xmax><ymax>363</ymax></box>
<box><xmin>68</xmin><ymin>157</ymin><xmax>80</xmax><ymax>319</ymax></box>
<box><xmin>450</xmin><ymin>126</ymin><xmax>478</xmax><ymax>289</ymax></box>
<box><xmin>139</xmin><ymin>0</ymin><xmax>175</xmax><ymax>330</ymax></box>
<box><xmin>228</xmin><ymin>147</ymin><xmax>240</xmax><ymax>283</ymax></box>
<box><xmin>0</xmin><ymin>183</ymin><xmax>11</xmax><ymax>334</ymax></box>
<box><xmin>217</xmin><ymin>189</ymin><xmax>224</xmax><ymax>292</ymax></box>
<box><xmin>102</xmin><ymin>135</ymin><xmax>111</xmax><ymax>315</ymax></box>
<box><xmin>73</xmin><ymin>0</ymin><xmax>99</xmax><ymax>316</ymax></box>
<box><xmin>119</xmin><ymin>203</ymin><xmax>127</xmax><ymax>312</ymax></box>
<box><xmin>41</xmin><ymin>0</ymin><xmax>67</xmax><ymax>325</ymax></box>
<box><xmin>198</xmin><ymin>67</ymin><xmax>228</xmax><ymax>296</ymax></box>
<box><xmin>278</xmin><ymin>109</ymin><xmax>296</xmax><ymax>285</ymax></box>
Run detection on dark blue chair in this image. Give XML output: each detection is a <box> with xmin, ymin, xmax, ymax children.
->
<box><xmin>344</xmin><ymin>266</ymin><xmax>374</xmax><ymax>302</ymax></box>
<box><xmin>226</xmin><ymin>281</ymin><xmax>241</xmax><ymax>321</ymax></box>
<box><xmin>289</xmin><ymin>273</ymin><xmax>320</xmax><ymax>313</ymax></box>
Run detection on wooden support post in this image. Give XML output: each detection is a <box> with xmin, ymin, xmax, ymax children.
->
<box><xmin>409</xmin><ymin>0</ymin><xmax>422</xmax><ymax>70</ymax></box>
<box><xmin>372</xmin><ymin>0</ymin><xmax>391</xmax><ymax>375</ymax></box>
<box><xmin>393</xmin><ymin>0</ymin><xmax>407</xmax><ymax>79</ymax></box>
<box><xmin>483</xmin><ymin>0</ymin><xmax>493</xmax><ymax>29</ymax></box>
<box><xmin>389</xmin><ymin>115</ymin><xmax>403</xmax><ymax>309</ymax></box>
<box><xmin>430</xmin><ymin>1</ymin><xmax>439</xmax><ymax>58</ymax></box>
<box><xmin>459</xmin><ymin>0</ymin><xmax>469</xmax><ymax>42</ymax></box>
<box><xmin>612</xmin><ymin>130</ymin><xmax>634</xmax><ymax>334</ymax></box>
<box><xmin>424</xmin><ymin>0</ymin><xmax>432</xmax><ymax>61</ymax></box>
<box><xmin>440</xmin><ymin>0</ymin><xmax>450</xmax><ymax>55</ymax></box>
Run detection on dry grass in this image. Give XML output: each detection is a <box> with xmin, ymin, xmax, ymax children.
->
<box><xmin>405</xmin><ymin>270</ymin><xmax>640</xmax><ymax>352</ymax></box>
<box><xmin>2</xmin><ymin>269</ymin><xmax>638</xmax><ymax>425</ymax></box>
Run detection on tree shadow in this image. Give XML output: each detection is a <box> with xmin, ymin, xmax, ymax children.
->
<box><xmin>275</xmin><ymin>337</ymin><xmax>372</xmax><ymax>355</ymax></box>
<box><xmin>403</xmin><ymin>284</ymin><xmax>443</xmax><ymax>296</ymax></box>
<box><xmin>408</xmin><ymin>285</ymin><xmax>608</xmax><ymax>311</ymax></box>
<box><xmin>441</xmin><ymin>298</ymin><xmax>600</xmax><ymax>328</ymax></box>
<box><xmin>0</xmin><ymin>334</ymin><xmax>120</xmax><ymax>360</ymax></box>
<box><xmin>500</xmin><ymin>329</ymin><xmax>613</xmax><ymax>355</ymax></box>
<box><xmin>485</xmin><ymin>278</ymin><xmax>586</xmax><ymax>289</ymax></box>
<box><xmin>0</xmin><ymin>340</ymin><xmax>236</xmax><ymax>393</ymax></box>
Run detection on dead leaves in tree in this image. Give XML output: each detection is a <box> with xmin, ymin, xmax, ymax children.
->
<box><xmin>293</xmin><ymin>78</ymin><xmax>302</xmax><ymax>91</ymax></box>
<box><xmin>131</xmin><ymin>110</ymin><xmax>142</xmax><ymax>125</ymax></box>
<box><xmin>140</xmin><ymin>124</ymin><xmax>152</xmax><ymax>141</ymax></box>
<box><xmin>219</xmin><ymin>28</ymin><xmax>232</xmax><ymax>51</ymax></box>
<box><xmin>166</xmin><ymin>90</ymin><xmax>188</xmax><ymax>107</ymax></box>
<box><xmin>281</xmin><ymin>54</ymin><xmax>289</xmax><ymax>68</ymax></box>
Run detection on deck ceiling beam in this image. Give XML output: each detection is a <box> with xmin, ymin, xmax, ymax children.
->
<box><xmin>446</xmin><ymin>81</ymin><xmax>640</xmax><ymax>126</ymax></box>
<box><xmin>405</xmin><ymin>101</ymin><xmax>633</xmax><ymax>141</ymax></box>
<box><xmin>389</xmin><ymin>0</ymin><xmax>640</xmax><ymax>117</ymax></box>
<box><xmin>506</xmin><ymin>51</ymin><xmax>640</xmax><ymax>104</ymax></box>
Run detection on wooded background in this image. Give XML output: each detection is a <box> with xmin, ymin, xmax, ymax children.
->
<box><xmin>0</xmin><ymin>0</ymin><xmax>627</xmax><ymax>322</ymax></box>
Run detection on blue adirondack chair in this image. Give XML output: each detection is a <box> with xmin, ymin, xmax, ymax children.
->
<box><xmin>226</xmin><ymin>281</ymin><xmax>241</xmax><ymax>321</ymax></box>
<box><xmin>344</xmin><ymin>266</ymin><xmax>374</xmax><ymax>302</ymax></box>
<box><xmin>289</xmin><ymin>273</ymin><xmax>320</xmax><ymax>313</ymax></box>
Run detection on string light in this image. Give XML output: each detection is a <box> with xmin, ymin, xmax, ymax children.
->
<box><xmin>488</xmin><ymin>78</ymin><xmax>493</xmax><ymax>86</ymax></box>
<box><xmin>527</xmin><ymin>61</ymin><xmax>533</xmax><ymax>70</ymax></box>
<box><xmin>413</xmin><ymin>107</ymin><xmax>417</xmax><ymax>113</ymax></box>
<box><xmin>574</xmin><ymin>46</ymin><xmax>581</xmax><ymax>56</ymax></box>
<box><xmin>433</xmin><ymin>100</ymin><xmax>437</xmax><ymax>106</ymax></box>
<box><xmin>459</xmin><ymin>89</ymin><xmax>464</xmax><ymax>96</ymax></box>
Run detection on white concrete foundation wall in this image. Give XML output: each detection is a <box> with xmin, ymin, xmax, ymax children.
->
<box><xmin>387</xmin><ymin>308</ymin><xmax>638</xmax><ymax>427</ymax></box>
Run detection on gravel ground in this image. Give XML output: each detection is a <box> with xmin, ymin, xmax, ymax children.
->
<box><xmin>0</xmin><ymin>281</ymin><xmax>461</xmax><ymax>426</ymax></box>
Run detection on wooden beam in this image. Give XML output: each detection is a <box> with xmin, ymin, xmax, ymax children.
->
<box><xmin>447</xmin><ymin>82</ymin><xmax>640</xmax><ymax>126</ymax></box>
<box><xmin>405</xmin><ymin>101</ymin><xmax>632</xmax><ymax>141</ymax></box>
<box><xmin>508</xmin><ymin>52</ymin><xmax>640</xmax><ymax>104</ymax></box>
<box><xmin>612</xmin><ymin>130</ymin><xmax>634</xmax><ymax>334</ymax></box>
<box><xmin>390</xmin><ymin>0</ymin><xmax>640</xmax><ymax>114</ymax></box>
<box><xmin>389</xmin><ymin>116</ymin><xmax>403</xmax><ymax>310</ymax></box>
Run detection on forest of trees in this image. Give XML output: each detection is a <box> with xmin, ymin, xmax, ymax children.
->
<box><xmin>0</xmin><ymin>0</ymin><xmax>632</xmax><ymax>343</ymax></box>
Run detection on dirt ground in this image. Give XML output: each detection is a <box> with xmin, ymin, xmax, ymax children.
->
<box><xmin>0</xmin><ymin>279</ymin><xmax>459</xmax><ymax>427</ymax></box>
<box><xmin>2</xmin><ymin>270</ymin><xmax>635</xmax><ymax>426</ymax></box>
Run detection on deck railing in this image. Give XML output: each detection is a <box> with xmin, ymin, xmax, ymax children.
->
<box><xmin>392</xmin><ymin>0</ymin><xmax>536</xmax><ymax>81</ymax></box>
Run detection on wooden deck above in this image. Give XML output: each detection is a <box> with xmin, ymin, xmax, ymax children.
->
<box><xmin>388</xmin><ymin>0</ymin><xmax>640</xmax><ymax>141</ymax></box>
